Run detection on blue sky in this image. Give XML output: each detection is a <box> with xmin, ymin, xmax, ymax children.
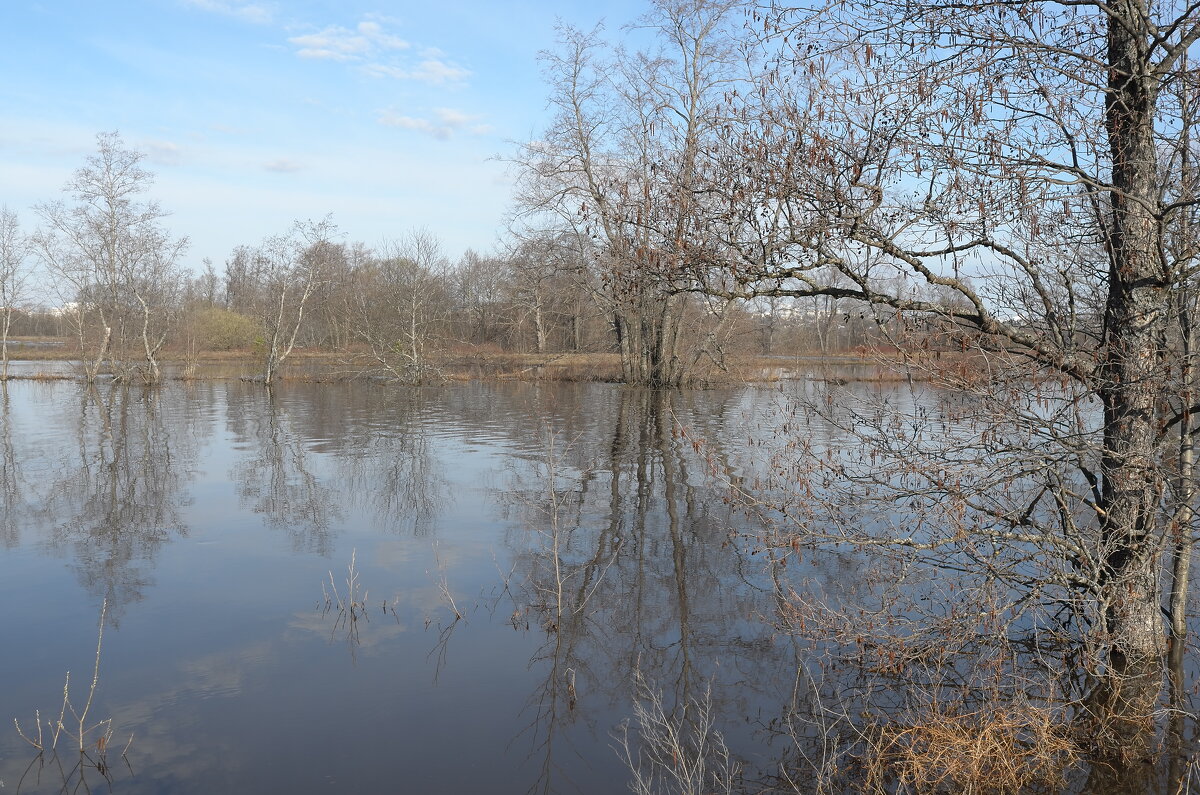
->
<box><xmin>2</xmin><ymin>0</ymin><xmax>645</xmax><ymax>270</ymax></box>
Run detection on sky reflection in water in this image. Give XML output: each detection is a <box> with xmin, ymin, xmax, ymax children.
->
<box><xmin>0</xmin><ymin>379</ymin><xmax>851</xmax><ymax>794</ymax></box>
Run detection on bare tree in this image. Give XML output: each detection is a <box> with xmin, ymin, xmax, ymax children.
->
<box><xmin>503</xmin><ymin>229</ymin><xmax>615</xmax><ymax>355</ymax></box>
<box><xmin>454</xmin><ymin>249</ymin><xmax>508</xmax><ymax>347</ymax></box>
<box><xmin>504</xmin><ymin>235</ymin><xmax>571</xmax><ymax>354</ymax></box>
<box><xmin>0</xmin><ymin>207</ymin><xmax>32</xmax><ymax>380</ymax></box>
<box><xmin>350</xmin><ymin>229</ymin><xmax>453</xmax><ymax>383</ymax></box>
<box><xmin>227</xmin><ymin>217</ymin><xmax>335</xmax><ymax>384</ymax></box>
<box><xmin>32</xmin><ymin>132</ymin><xmax>187</xmax><ymax>383</ymax></box>
<box><xmin>516</xmin><ymin>1</ymin><xmax>748</xmax><ymax>386</ymax></box>
<box><xmin>664</xmin><ymin>0</ymin><xmax>1200</xmax><ymax>782</ymax></box>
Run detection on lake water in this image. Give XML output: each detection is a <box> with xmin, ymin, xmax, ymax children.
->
<box><xmin>0</xmin><ymin>378</ymin><xmax>858</xmax><ymax>794</ymax></box>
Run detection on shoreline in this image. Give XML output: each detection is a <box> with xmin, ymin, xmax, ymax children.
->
<box><xmin>0</xmin><ymin>340</ymin><xmax>964</xmax><ymax>385</ymax></box>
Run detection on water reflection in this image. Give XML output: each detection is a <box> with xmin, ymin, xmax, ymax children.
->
<box><xmin>0</xmin><ymin>385</ymin><xmax>22</xmax><ymax>548</ymax></box>
<box><xmin>227</xmin><ymin>387</ymin><xmax>341</xmax><ymax>554</ymax></box>
<box><xmin>499</xmin><ymin>389</ymin><xmax>795</xmax><ymax>792</ymax></box>
<box><xmin>8</xmin><ymin>378</ymin><xmax>1180</xmax><ymax>793</ymax></box>
<box><xmin>9</xmin><ymin>385</ymin><xmax>203</xmax><ymax>617</ymax></box>
<box><xmin>11</xmin><ymin>599</ymin><xmax>134</xmax><ymax>795</ymax></box>
<box><xmin>331</xmin><ymin>389</ymin><xmax>443</xmax><ymax>536</ymax></box>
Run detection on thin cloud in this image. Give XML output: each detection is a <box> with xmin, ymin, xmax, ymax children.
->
<box><xmin>289</xmin><ymin>27</ymin><xmax>371</xmax><ymax>61</ymax></box>
<box><xmin>377</xmin><ymin>112</ymin><xmax>449</xmax><ymax>140</ymax></box>
<box><xmin>361</xmin><ymin>64</ymin><xmax>408</xmax><ymax>79</ymax></box>
<box><xmin>144</xmin><ymin>140</ymin><xmax>184</xmax><ymax>166</ymax></box>
<box><xmin>410</xmin><ymin>59</ymin><xmax>470</xmax><ymax>85</ymax></box>
<box><xmin>183</xmin><ymin>0</ymin><xmax>273</xmax><ymax>24</ymax></box>
<box><xmin>264</xmin><ymin>158</ymin><xmax>303</xmax><ymax>173</ymax></box>
<box><xmin>433</xmin><ymin>108</ymin><xmax>475</xmax><ymax>127</ymax></box>
<box><xmin>287</xmin><ymin>17</ymin><xmax>467</xmax><ymax>86</ymax></box>
<box><xmin>288</xmin><ymin>20</ymin><xmax>410</xmax><ymax>62</ymax></box>
<box><xmin>363</xmin><ymin>59</ymin><xmax>470</xmax><ymax>85</ymax></box>
<box><xmin>356</xmin><ymin>21</ymin><xmax>409</xmax><ymax>51</ymax></box>
<box><xmin>377</xmin><ymin>107</ymin><xmax>488</xmax><ymax>140</ymax></box>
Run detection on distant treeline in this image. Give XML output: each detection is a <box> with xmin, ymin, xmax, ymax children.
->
<box><xmin>4</xmin><ymin>233</ymin><xmax>902</xmax><ymax>364</ymax></box>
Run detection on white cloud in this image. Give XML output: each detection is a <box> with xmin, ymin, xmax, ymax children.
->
<box><xmin>183</xmin><ymin>0</ymin><xmax>273</xmax><ymax>24</ymax></box>
<box><xmin>288</xmin><ymin>19</ymin><xmax>410</xmax><ymax>62</ymax></box>
<box><xmin>356</xmin><ymin>21</ymin><xmax>409</xmax><ymax>51</ymax></box>
<box><xmin>287</xmin><ymin>17</ymin><xmax>466</xmax><ymax>86</ymax></box>
<box><xmin>264</xmin><ymin>158</ymin><xmax>303</xmax><ymax>173</ymax></box>
<box><xmin>144</xmin><ymin>140</ymin><xmax>184</xmax><ymax>166</ymax></box>
<box><xmin>410</xmin><ymin>59</ymin><xmax>471</xmax><ymax>85</ymax></box>
<box><xmin>289</xmin><ymin>27</ymin><xmax>372</xmax><ymax>61</ymax></box>
<box><xmin>377</xmin><ymin>107</ymin><xmax>488</xmax><ymax>140</ymax></box>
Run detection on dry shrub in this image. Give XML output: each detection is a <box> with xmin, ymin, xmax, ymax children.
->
<box><xmin>861</xmin><ymin>701</ymin><xmax>1079</xmax><ymax>794</ymax></box>
<box><xmin>185</xmin><ymin>307</ymin><xmax>260</xmax><ymax>351</ymax></box>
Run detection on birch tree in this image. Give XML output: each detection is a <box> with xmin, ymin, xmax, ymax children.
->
<box><xmin>32</xmin><ymin>132</ymin><xmax>186</xmax><ymax>383</ymax></box>
<box><xmin>226</xmin><ymin>217</ymin><xmax>335</xmax><ymax>384</ymax></box>
<box><xmin>0</xmin><ymin>207</ymin><xmax>31</xmax><ymax>380</ymax></box>
<box><xmin>349</xmin><ymin>229</ymin><xmax>453</xmax><ymax>383</ymax></box>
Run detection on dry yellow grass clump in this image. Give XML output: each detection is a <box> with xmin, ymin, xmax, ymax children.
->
<box><xmin>861</xmin><ymin>702</ymin><xmax>1079</xmax><ymax>794</ymax></box>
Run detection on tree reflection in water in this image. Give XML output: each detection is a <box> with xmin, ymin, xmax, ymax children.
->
<box><xmin>0</xmin><ymin>383</ymin><xmax>23</xmax><ymax>549</ymax></box>
<box><xmin>227</xmin><ymin>386</ymin><xmax>341</xmax><ymax>555</ymax></box>
<box><xmin>7</xmin><ymin>380</ymin><xmax>1186</xmax><ymax>792</ymax></box>
<box><xmin>498</xmin><ymin>389</ymin><xmax>795</xmax><ymax>793</ymax></box>
<box><xmin>330</xmin><ymin>388</ymin><xmax>443</xmax><ymax>537</ymax></box>
<box><xmin>29</xmin><ymin>384</ymin><xmax>203</xmax><ymax>619</ymax></box>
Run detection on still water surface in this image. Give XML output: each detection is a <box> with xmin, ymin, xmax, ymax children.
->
<box><xmin>0</xmin><ymin>378</ymin><xmax>899</xmax><ymax>793</ymax></box>
<box><xmin>0</xmin><ymin>379</ymin><xmax>827</xmax><ymax>793</ymax></box>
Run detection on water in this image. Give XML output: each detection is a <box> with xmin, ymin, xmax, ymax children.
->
<box><xmin>6</xmin><ymin>376</ymin><xmax>1191</xmax><ymax>793</ymax></box>
<box><xmin>0</xmin><ymin>379</ymin><xmax>827</xmax><ymax>794</ymax></box>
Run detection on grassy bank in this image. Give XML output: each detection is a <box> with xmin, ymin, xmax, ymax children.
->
<box><xmin>0</xmin><ymin>337</ymin><xmax>955</xmax><ymax>384</ymax></box>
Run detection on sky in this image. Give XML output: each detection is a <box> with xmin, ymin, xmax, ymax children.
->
<box><xmin>2</xmin><ymin>0</ymin><xmax>647</xmax><ymax>272</ymax></box>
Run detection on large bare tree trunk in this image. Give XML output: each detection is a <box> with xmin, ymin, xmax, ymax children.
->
<box><xmin>1098</xmin><ymin>0</ymin><xmax>1168</xmax><ymax>665</ymax></box>
<box><xmin>1084</xmin><ymin>5</ymin><xmax>1169</xmax><ymax>780</ymax></box>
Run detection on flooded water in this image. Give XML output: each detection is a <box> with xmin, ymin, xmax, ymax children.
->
<box><xmin>4</xmin><ymin>376</ymin><xmax>1192</xmax><ymax>793</ymax></box>
<box><xmin>0</xmin><ymin>378</ymin><xmax>860</xmax><ymax>794</ymax></box>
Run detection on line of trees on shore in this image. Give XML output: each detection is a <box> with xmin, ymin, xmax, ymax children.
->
<box><xmin>0</xmin><ymin>135</ymin><xmax>915</xmax><ymax>385</ymax></box>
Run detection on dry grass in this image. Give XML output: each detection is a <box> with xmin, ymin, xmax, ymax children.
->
<box><xmin>616</xmin><ymin>671</ymin><xmax>740</xmax><ymax>795</ymax></box>
<box><xmin>441</xmin><ymin>350</ymin><xmax>624</xmax><ymax>381</ymax></box>
<box><xmin>3</xmin><ymin>371</ymin><xmax>75</xmax><ymax>381</ymax></box>
<box><xmin>3</xmin><ymin>339</ymin><xmax>991</xmax><ymax>385</ymax></box>
<box><xmin>859</xmin><ymin>701</ymin><xmax>1080</xmax><ymax>794</ymax></box>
